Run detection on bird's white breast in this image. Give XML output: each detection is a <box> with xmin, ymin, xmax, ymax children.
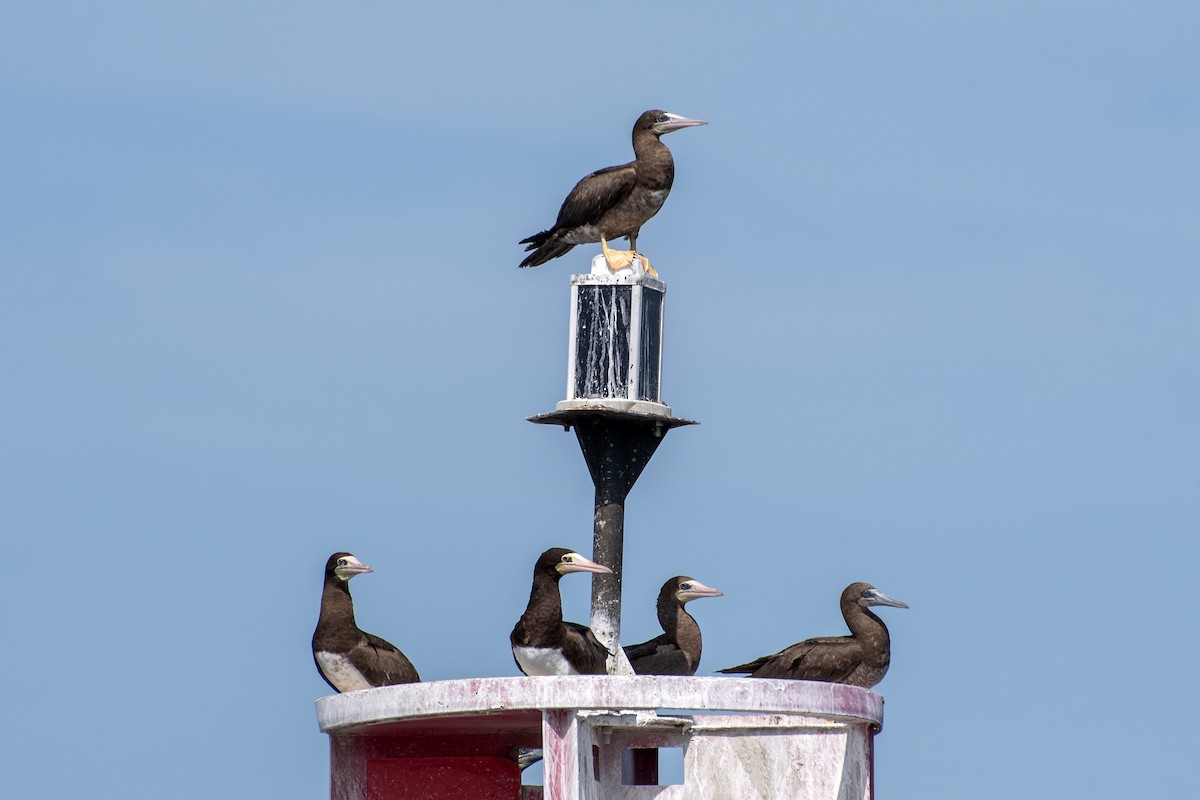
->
<box><xmin>315</xmin><ymin>651</ymin><xmax>374</xmax><ymax>692</ymax></box>
<box><xmin>513</xmin><ymin>645</ymin><xmax>580</xmax><ymax>676</ymax></box>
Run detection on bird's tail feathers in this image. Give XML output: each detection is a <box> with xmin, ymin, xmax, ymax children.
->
<box><xmin>518</xmin><ymin>234</ymin><xmax>575</xmax><ymax>268</ymax></box>
<box><xmin>519</xmin><ymin>230</ymin><xmax>551</xmax><ymax>247</ymax></box>
<box><xmin>716</xmin><ymin>657</ymin><xmax>769</xmax><ymax>675</ymax></box>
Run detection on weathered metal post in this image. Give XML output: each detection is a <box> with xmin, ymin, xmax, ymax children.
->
<box><xmin>529</xmin><ymin>257</ymin><xmax>694</xmax><ymax>673</ymax></box>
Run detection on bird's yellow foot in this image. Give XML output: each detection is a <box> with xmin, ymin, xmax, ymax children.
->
<box><xmin>601</xmin><ymin>236</ymin><xmax>637</xmax><ymax>271</ymax></box>
<box><xmin>601</xmin><ymin>237</ymin><xmax>659</xmax><ymax>277</ymax></box>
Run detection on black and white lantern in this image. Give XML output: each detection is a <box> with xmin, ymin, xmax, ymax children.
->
<box><xmin>558</xmin><ymin>256</ymin><xmax>671</xmax><ymax>417</ymax></box>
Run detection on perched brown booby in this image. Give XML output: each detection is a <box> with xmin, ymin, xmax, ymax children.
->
<box><xmin>312</xmin><ymin>552</ymin><xmax>419</xmax><ymax>692</ymax></box>
<box><xmin>510</xmin><ymin>547</ymin><xmax>613</xmax><ymax>676</ymax></box>
<box><xmin>622</xmin><ymin>576</ymin><xmax>723</xmax><ymax>676</ymax></box>
<box><xmin>519</xmin><ymin>109</ymin><xmax>707</xmax><ymax>277</ymax></box>
<box><xmin>717</xmin><ymin>582</ymin><xmax>908</xmax><ymax>688</ymax></box>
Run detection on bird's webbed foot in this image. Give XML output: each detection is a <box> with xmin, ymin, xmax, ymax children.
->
<box><xmin>601</xmin><ymin>237</ymin><xmax>658</xmax><ymax>277</ymax></box>
<box><xmin>601</xmin><ymin>236</ymin><xmax>636</xmax><ymax>271</ymax></box>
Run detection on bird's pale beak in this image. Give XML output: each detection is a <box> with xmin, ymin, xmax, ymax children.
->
<box><xmin>655</xmin><ymin>113</ymin><xmax>708</xmax><ymax>134</ymax></box>
<box><xmin>864</xmin><ymin>589</ymin><xmax>908</xmax><ymax>609</ymax></box>
<box><xmin>679</xmin><ymin>581</ymin><xmax>724</xmax><ymax>602</ymax></box>
<box><xmin>558</xmin><ymin>553</ymin><xmax>613</xmax><ymax>575</ymax></box>
<box><xmin>335</xmin><ymin>562</ymin><xmax>374</xmax><ymax>580</ymax></box>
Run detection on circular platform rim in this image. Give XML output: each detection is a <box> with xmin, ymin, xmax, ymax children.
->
<box><xmin>315</xmin><ymin>675</ymin><xmax>883</xmax><ymax>734</ymax></box>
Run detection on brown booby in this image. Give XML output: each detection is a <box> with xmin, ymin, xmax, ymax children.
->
<box><xmin>510</xmin><ymin>547</ymin><xmax>613</xmax><ymax>676</ymax></box>
<box><xmin>312</xmin><ymin>552</ymin><xmax>420</xmax><ymax>692</ymax></box>
<box><xmin>622</xmin><ymin>576</ymin><xmax>723</xmax><ymax>676</ymax></box>
<box><xmin>717</xmin><ymin>582</ymin><xmax>908</xmax><ymax>688</ymax></box>
<box><xmin>519</xmin><ymin>109</ymin><xmax>707</xmax><ymax>277</ymax></box>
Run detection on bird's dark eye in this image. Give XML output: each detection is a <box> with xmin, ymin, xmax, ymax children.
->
<box><xmin>563</xmin><ymin>556</ymin><xmax>574</xmax><ymax>563</ymax></box>
<box><xmin>337</xmin><ymin>558</ymin><xmax>347</xmax><ymax>566</ymax></box>
<box><xmin>657</xmin><ymin>113</ymin><xmax>669</xmax><ymax>123</ymax></box>
<box><xmin>680</xmin><ymin>583</ymin><xmax>691</xmax><ymax>590</ymax></box>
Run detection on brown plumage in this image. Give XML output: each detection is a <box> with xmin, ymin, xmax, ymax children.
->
<box><xmin>717</xmin><ymin>582</ymin><xmax>908</xmax><ymax>688</ymax></box>
<box><xmin>510</xmin><ymin>547</ymin><xmax>613</xmax><ymax>676</ymax></box>
<box><xmin>623</xmin><ymin>576</ymin><xmax>723</xmax><ymax>676</ymax></box>
<box><xmin>519</xmin><ymin>110</ymin><xmax>706</xmax><ymax>270</ymax></box>
<box><xmin>312</xmin><ymin>552</ymin><xmax>419</xmax><ymax>692</ymax></box>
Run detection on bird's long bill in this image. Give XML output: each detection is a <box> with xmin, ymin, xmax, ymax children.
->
<box><xmin>864</xmin><ymin>588</ymin><xmax>909</xmax><ymax>609</ymax></box>
<box><xmin>680</xmin><ymin>581</ymin><xmax>724</xmax><ymax>601</ymax></box>
<box><xmin>335</xmin><ymin>560</ymin><xmax>374</xmax><ymax>579</ymax></box>
<box><xmin>559</xmin><ymin>553</ymin><xmax>613</xmax><ymax>575</ymax></box>
<box><xmin>656</xmin><ymin>113</ymin><xmax>708</xmax><ymax>134</ymax></box>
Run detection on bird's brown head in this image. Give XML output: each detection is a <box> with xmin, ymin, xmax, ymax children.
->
<box><xmin>536</xmin><ymin>547</ymin><xmax>613</xmax><ymax>578</ymax></box>
<box><xmin>844</xmin><ymin>582</ymin><xmax>909</xmax><ymax>610</ymax></box>
<box><xmin>325</xmin><ymin>552</ymin><xmax>374</xmax><ymax>582</ymax></box>
<box><xmin>663</xmin><ymin>575</ymin><xmax>724</xmax><ymax>605</ymax></box>
<box><xmin>638</xmin><ymin>109</ymin><xmax>708</xmax><ymax>137</ymax></box>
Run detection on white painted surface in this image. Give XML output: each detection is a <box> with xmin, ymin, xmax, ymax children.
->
<box><xmin>574</xmin><ymin>711</ymin><xmax>873</xmax><ymax>800</ymax></box>
<box><xmin>685</xmin><ymin>715</ymin><xmax>872</xmax><ymax>800</ymax></box>
<box><xmin>319</xmin><ymin>677</ymin><xmax>883</xmax><ymax>800</ymax></box>
<box><xmin>555</xmin><ymin>397</ymin><xmax>674</xmax><ymax>416</ymax></box>
<box><xmin>543</xmin><ymin>709</ymin><xmax>584</xmax><ymax>800</ymax></box>
<box><xmin>565</xmin><ymin>281</ymin><xmax>580</xmax><ymax>402</ymax></box>
<box><xmin>628</xmin><ymin>282</ymin><xmax>645</xmax><ymax>400</ymax></box>
<box><xmin>588</xmin><ymin>253</ymin><xmax>651</xmax><ymax>279</ymax></box>
<box><xmin>574</xmin><ymin>265</ymin><xmax>665</xmax><ymax>290</ymax></box>
<box><xmin>316</xmin><ymin>675</ymin><xmax>883</xmax><ymax>733</ymax></box>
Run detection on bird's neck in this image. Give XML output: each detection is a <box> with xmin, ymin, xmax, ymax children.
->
<box><xmin>661</xmin><ymin>602</ymin><xmax>701</xmax><ymax>650</ymax></box>
<box><xmin>633</xmin><ymin>130</ymin><xmax>667</xmax><ymax>158</ymax></box>
<box><xmin>845</xmin><ymin>605</ymin><xmax>889</xmax><ymax>646</ymax></box>
<box><xmin>521</xmin><ymin>570</ymin><xmax>564</xmax><ymax>627</ymax></box>
<box><xmin>315</xmin><ymin>579</ymin><xmax>357</xmax><ymax>636</ymax></box>
<box><xmin>632</xmin><ymin>133</ymin><xmax>675</xmax><ymax>181</ymax></box>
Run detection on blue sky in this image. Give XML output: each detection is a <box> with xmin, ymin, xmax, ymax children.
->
<box><xmin>2</xmin><ymin>2</ymin><xmax>1197</xmax><ymax>797</ymax></box>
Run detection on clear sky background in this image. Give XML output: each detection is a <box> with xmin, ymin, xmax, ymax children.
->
<box><xmin>2</xmin><ymin>2</ymin><xmax>1197</xmax><ymax>798</ymax></box>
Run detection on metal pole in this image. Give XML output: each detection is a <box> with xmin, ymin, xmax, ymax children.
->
<box><xmin>574</xmin><ymin>414</ymin><xmax>661</xmax><ymax>674</ymax></box>
<box><xmin>591</xmin><ymin>490</ymin><xmax>628</xmax><ymax>673</ymax></box>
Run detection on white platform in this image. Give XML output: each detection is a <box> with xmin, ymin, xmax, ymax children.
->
<box><xmin>317</xmin><ymin>676</ymin><xmax>883</xmax><ymax>800</ymax></box>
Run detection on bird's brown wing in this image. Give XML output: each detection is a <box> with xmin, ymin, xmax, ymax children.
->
<box><xmin>552</xmin><ymin>162</ymin><xmax>637</xmax><ymax>230</ymax></box>
<box><xmin>350</xmin><ymin>630</ymin><xmax>421</xmax><ymax>685</ymax></box>
<box><xmin>622</xmin><ymin>633</ymin><xmax>670</xmax><ymax>663</ymax></box>
<box><xmin>750</xmin><ymin>637</ymin><xmax>862</xmax><ymax>683</ymax></box>
<box><xmin>562</xmin><ymin>621</ymin><xmax>612</xmax><ymax>675</ymax></box>
<box><xmin>624</xmin><ymin>634</ymin><xmax>694</xmax><ymax>676</ymax></box>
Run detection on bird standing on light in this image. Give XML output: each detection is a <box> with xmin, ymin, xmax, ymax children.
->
<box><xmin>519</xmin><ymin>109</ymin><xmax>707</xmax><ymax>277</ymax></box>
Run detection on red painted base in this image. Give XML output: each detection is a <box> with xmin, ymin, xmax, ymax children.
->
<box><xmin>366</xmin><ymin>757</ymin><xmax>520</xmax><ymax>800</ymax></box>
